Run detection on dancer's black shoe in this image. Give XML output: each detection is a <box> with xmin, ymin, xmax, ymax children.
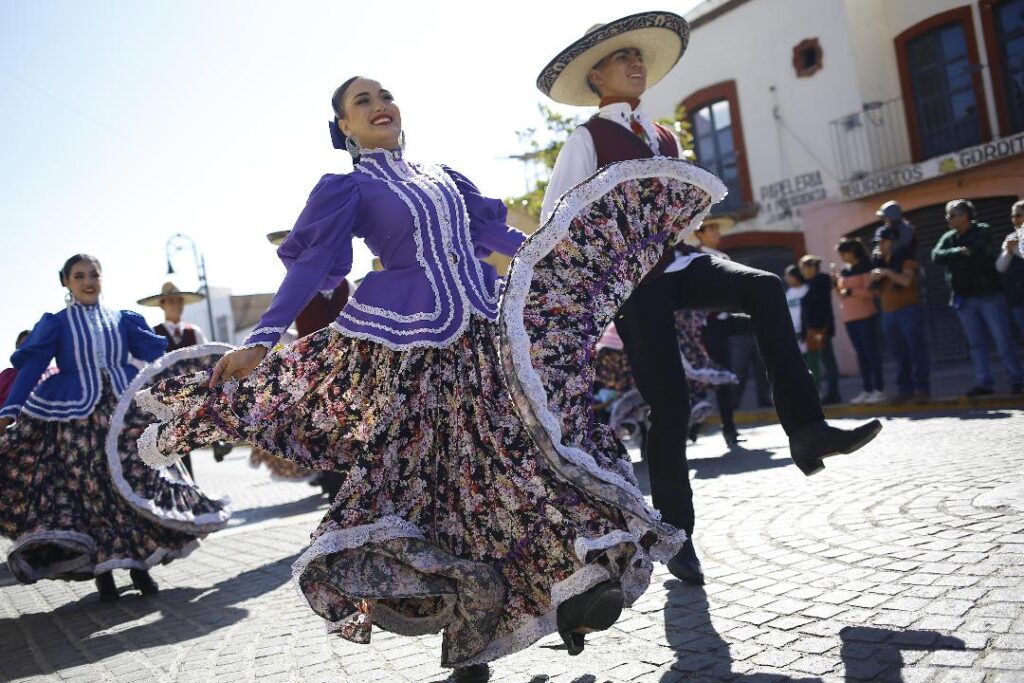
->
<box><xmin>667</xmin><ymin>539</ymin><xmax>704</xmax><ymax>585</ymax></box>
<box><xmin>451</xmin><ymin>664</ymin><xmax>490</xmax><ymax>682</ymax></box>
<box><xmin>722</xmin><ymin>427</ymin><xmax>744</xmax><ymax>447</ymax></box>
<box><xmin>130</xmin><ymin>568</ymin><xmax>160</xmax><ymax>595</ymax></box>
<box><xmin>212</xmin><ymin>440</ymin><xmax>233</xmax><ymax>462</ymax></box>
<box><xmin>556</xmin><ymin>580</ymin><xmax>624</xmax><ymax>656</ymax></box>
<box><xmin>789</xmin><ymin>419</ymin><xmax>882</xmax><ymax>476</ymax></box>
<box><xmin>688</xmin><ymin>422</ymin><xmax>701</xmax><ymax>443</ymax></box>
<box><xmin>95</xmin><ymin>572</ymin><xmax>119</xmax><ymax>602</ymax></box>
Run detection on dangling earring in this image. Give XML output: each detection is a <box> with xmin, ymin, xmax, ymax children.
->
<box><xmin>64</xmin><ymin>291</ymin><xmax>73</xmax><ymax>307</ymax></box>
<box><xmin>399</xmin><ymin>130</ymin><xmax>406</xmax><ymax>151</ymax></box>
<box><xmin>345</xmin><ymin>135</ymin><xmax>360</xmax><ymax>160</ymax></box>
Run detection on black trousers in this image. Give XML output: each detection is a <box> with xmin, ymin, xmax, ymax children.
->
<box><xmin>615</xmin><ymin>256</ymin><xmax>824</xmax><ymax>535</ymax></box>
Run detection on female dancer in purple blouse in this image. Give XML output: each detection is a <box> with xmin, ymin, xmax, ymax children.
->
<box><xmin>136</xmin><ymin>77</ymin><xmax>688</xmax><ymax>682</ymax></box>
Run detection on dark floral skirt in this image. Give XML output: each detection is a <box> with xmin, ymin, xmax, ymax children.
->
<box><xmin>140</xmin><ymin>319</ymin><xmax>656</xmax><ymax>666</ymax></box>
<box><xmin>0</xmin><ymin>375</ymin><xmax>228</xmax><ymax>584</ymax></box>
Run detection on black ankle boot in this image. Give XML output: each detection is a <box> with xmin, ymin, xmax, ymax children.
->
<box><xmin>789</xmin><ymin>419</ymin><xmax>882</xmax><ymax>475</ymax></box>
<box><xmin>130</xmin><ymin>568</ymin><xmax>160</xmax><ymax>595</ymax></box>
<box><xmin>95</xmin><ymin>572</ymin><xmax>119</xmax><ymax>602</ymax></box>
<box><xmin>452</xmin><ymin>663</ymin><xmax>490</xmax><ymax>682</ymax></box>
<box><xmin>556</xmin><ymin>580</ymin><xmax>624</xmax><ymax>656</ymax></box>
<box><xmin>667</xmin><ymin>539</ymin><xmax>704</xmax><ymax>585</ymax></box>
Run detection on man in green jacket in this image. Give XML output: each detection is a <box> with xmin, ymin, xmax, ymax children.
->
<box><xmin>932</xmin><ymin>199</ymin><xmax>1023</xmax><ymax>396</ymax></box>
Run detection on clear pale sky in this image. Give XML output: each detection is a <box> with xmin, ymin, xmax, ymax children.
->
<box><xmin>0</xmin><ymin>0</ymin><xmax>701</xmax><ymax>355</ymax></box>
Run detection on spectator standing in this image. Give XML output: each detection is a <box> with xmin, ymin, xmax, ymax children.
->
<box><xmin>0</xmin><ymin>331</ymin><xmax>32</xmax><ymax>406</ymax></box>
<box><xmin>834</xmin><ymin>238</ymin><xmax>884</xmax><ymax>404</ymax></box>
<box><xmin>799</xmin><ymin>255</ymin><xmax>842</xmax><ymax>403</ymax></box>
<box><xmin>932</xmin><ymin>199</ymin><xmax>1023</xmax><ymax>396</ymax></box>
<box><xmin>873</xmin><ymin>226</ymin><xmax>931</xmax><ymax>401</ymax></box>
<box><xmin>995</xmin><ymin>199</ymin><xmax>1024</xmax><ymax>337</ymax></box>
<box><xmin>876</xmin><ymin>200</ymin><xmax>918</xmax><ymax>257</ymax></box>
<box><xmin>784</xmin><ymin>266</ymin><xmax>808</xmax><ymax>351</ymax></box>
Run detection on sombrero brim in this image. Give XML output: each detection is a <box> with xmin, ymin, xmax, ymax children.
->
<box><xmin>267</xmin><ymin>230</ymin><xmax>290</xmax><ymax>246</ymax></box>
<box><xmin>137</xmin><ymin>291</ymin><xmax>205</xmax><ymax>306</ymax></box>
<box><xmin>537</xmin><ymin>11</ymin><xmax>689</xmax><ymax>106</ymax></box>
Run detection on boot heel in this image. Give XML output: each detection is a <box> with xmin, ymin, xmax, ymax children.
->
<box><xmin>559</xmin><ymin>630</ymin><xmax>585</xmax><ymax>656</ymax></box>
<box><xmin>556</xmin><ymin>580</ymin><xmax>624</xmax><ymax>656</ymax></box>
<box><xmin>796</xmin><ymin>457</ymin><xmax>825</xmax><ymax>476</ymax></box>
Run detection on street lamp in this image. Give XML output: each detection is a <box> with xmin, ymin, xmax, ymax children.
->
<box><xmin>165</xmin><ymin>233</ymin><xmax>218</xmax><ymax>342</ymax></box>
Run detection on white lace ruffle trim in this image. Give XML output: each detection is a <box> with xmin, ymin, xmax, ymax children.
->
<box><xmin>6</xmin><ymin>529</ymin><xmax>201</xmax><ymax>583</ymax></box>
<box><xmin>289</xmin><ymin>517</ymin><xmax>657</xmax><ymax>667</ymax></box>
<box><xmin>106</xmin><ymin>343</ymin><xmax>234</xmax><ymax>533</ymax></box>
<box><xmin>499</xmin><ymin>158</ymin><xmax>724</xmax><ymax>560</ymax></box>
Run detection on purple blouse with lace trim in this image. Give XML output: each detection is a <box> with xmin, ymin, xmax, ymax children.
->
<box><xmin>243</xmin><ymin>149</ymin><xmax>526</xmax><ymax>351</ymax></box>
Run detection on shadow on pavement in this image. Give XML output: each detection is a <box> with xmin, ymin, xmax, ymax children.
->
<box><xmin>0</xmin><ymin>553</ymin><xmax>298</xmax><ymax>678</ymax></box>
<box><xmin>838</xmin><ymin>626</ymin><xmax>964</xmax><ymax>680</ymax></box>
<box><xmin>655</xmin><ymin>583</ymin><xmax>966</xmax><ymax>681</ymax></box>
<box><xmin>226</xmin><ymin>492</ymin><xmax>327</xmax><ymax>529</ymax></box>
<box><xmin>632</xmin><ymin>446</ymin><xmax>790</xmax><ymax>494</ymax></box>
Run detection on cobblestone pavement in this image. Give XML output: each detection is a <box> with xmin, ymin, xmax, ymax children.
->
<box><xmin>2</xmin><ymin>412</ymin><xmax>1023</xmax><ymax>682</ymax></box>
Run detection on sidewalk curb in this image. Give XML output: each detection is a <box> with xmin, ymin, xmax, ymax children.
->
<box><xmin>715</xmin><ymin>394</ymin><xmax>1024</xmax><ymax>426</ymax></box>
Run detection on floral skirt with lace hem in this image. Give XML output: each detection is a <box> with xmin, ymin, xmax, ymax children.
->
<box><xmin>138</xmin><ymin>317</ymin><xmax>670</xmax><ymax>666</ymax></box>
<box><xmin>0</xmin><ymin>379</ymin><xmax>222</xmax><ymax>584</ymax></box>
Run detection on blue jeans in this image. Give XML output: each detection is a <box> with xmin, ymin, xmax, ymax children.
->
<box><xmin>954</xmin><ymin>294</ymin><xmax>1024</xmax><ymax>388</ymax></box>
<box><xmin>882</xmin><ymin>304</ymin><xmax>931</xmax><ymax>394</ymax></box>
<box><xmin>845</xmin><ymin>316</ymin><xmax>884</xmax><ymax>392</ymax></box>
<box><xmin>1012</xmin><ymin>305</ymin><xmax>1024</xmax><ymax>340</ymax></box>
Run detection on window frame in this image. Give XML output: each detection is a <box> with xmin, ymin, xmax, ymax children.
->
<box><xmin>894</xmin><ymin>5</ymin><xmax>992</xmax><ymax>161</ymax></box>
<box><xmin>679</xmin><ymin>80</ymin><xmax>755</xmax><ymax>216</ymax></box>
<box><xmin>980</xmin><ymin>0</ymin><xmax>1024</xmax><ymax>134</ymax></box>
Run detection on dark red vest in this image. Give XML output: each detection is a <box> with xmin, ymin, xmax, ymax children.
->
<box><xmin>154</xmin><ymin>323</ymin><xmax>197</xmax><ymax>351</ymax></box>
<box><xmin>295</xmin><ymin>280</ymin><xmax>350</xmax><ymax>338</ymax></box>
<box><xmin>581</xmin><ymin>117</ymin><xmax>679</xmax><ymax>166</ymax></box>
<box><xmin>581</xmin><ymin>117</ymin><xmax>694</xmax><ymax>275</ymax></box>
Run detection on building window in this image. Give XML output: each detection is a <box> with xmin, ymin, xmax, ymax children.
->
<box><xmin>692</xmin><ymin>100</ymin><xmax>742</xmax><ymax>212</ymax></box>
<box><xmin>982</xmin><ymin>0</ymin><xmax>1024</xmax><ymax>134</ymax></box>
<box><xmin>792</xmin><ymin>38</ymin><xmax>823</xmax><ymax>78</ymax></box>
<box><xmin>680</xmin><ymin>80</ymin><xmax>753</xmax><ymax>215</ymax></box>
<box><xmin>896</xmin><ymin>7</ymin><xmax>991</xmax><ymax>161</ymax></box>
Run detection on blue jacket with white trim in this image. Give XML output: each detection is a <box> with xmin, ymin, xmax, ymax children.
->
<box><xmin>0</xmin><ymin>302</ymin><xmax>168</xmax><ymax>421</ymax></box>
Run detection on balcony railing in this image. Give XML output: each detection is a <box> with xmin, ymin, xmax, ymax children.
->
<box><xmin>828</xmin><ymin>98</ymin><xmax>912</xmax><ymax>183</ymax></box>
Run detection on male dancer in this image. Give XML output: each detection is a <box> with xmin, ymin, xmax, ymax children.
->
<box><xmin>537</xmin><ymin>11</ymin><xmax>881</xmax><ymax>585</ymax></box>
<box><xmin>138</xmin><ymin>282</ymin><xmax>230</xmax><ymax>475</ymax></box>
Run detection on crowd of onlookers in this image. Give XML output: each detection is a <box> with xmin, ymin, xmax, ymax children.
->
<box><xmin>783</xmin><ymin>198</ymin><xmax>1024</xmax><ymax>404</ymax></box>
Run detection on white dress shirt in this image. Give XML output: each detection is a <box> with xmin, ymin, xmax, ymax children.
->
<box><xmin>540</xmin><ymin>102</ymin><xmax>681</xmax><ymax>223</ymax></box>
<box><xmin>161</xmin><ymin>320</ymin><xmax>208</xmax><ymax>345</ymax></box>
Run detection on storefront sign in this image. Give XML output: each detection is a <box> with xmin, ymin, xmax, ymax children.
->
<box><xmin>759</xmin><ymin>170</ymin><xmax>827</xmax><ymax>222</ymax></box>
<box><xmin>841</xmin><ymin>131</ymin><xmax>1024</xmax><ymax>201</ymax></box>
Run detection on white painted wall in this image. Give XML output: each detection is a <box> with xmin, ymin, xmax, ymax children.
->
<box><xmin>644</xmin><ymin>0</ymin><xmax>999</xmax><ymax>233</ymax></box>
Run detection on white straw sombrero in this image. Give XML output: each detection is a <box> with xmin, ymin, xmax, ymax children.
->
<box><xmin>537</xmin><ymin>11</ymin><xmax>689</xmax><ymax>106</ymax></box>
<box><xmin>137</xmin><ymin>282</ymin><xmax>205</xmax><ymax>307</ymax></box>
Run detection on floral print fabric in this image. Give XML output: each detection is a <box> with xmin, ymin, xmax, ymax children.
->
<box><xmin>141</xmin><ymin>318</ymin><xmax>648</xmax><ymax>666</ymax></box>
<box><xmin>0</xmin><ymin>375</ymin><xmax>223</xmax><ymax>584</ymax></box>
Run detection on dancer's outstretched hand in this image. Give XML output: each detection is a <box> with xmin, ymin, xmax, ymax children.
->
<box><xmin>210</xmin><ymin>346</ymin><xmax>269</xmax><ymax>387</ymax></box>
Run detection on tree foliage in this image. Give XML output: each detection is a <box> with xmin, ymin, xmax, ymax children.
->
<box><xmin>506</xmin><ymin>103</ymin><xmax>696</xmax><ymax>220</ymax></box>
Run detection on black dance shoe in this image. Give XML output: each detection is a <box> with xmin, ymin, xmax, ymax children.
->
<box><xmin>556</xmin><ymin>580</ymin><xmax>624</xmax><ymax>656</ymax></box>
<box><xmin>688</xmin><ymin>422</ymin><xmax>701</xmax><ymax>443</ymax></box>
<box><xmin>789</xmin><ymin>419</ymin><xmax>882</xmax><ymax>476</ymax></box>
<box><xmin>130</xmin><ymin>569</ymin><xmax>160</xmax><ymax>596</ymax></box>
<box><xmin>451</xmin><ymin>664</ymin><xmax>490</xmax><ymax>682</ymax></box>
<box><xmin>722</xmin><ymin>427</ymin><xmax>745</xmax><ymax>447</ymax></box>
<box><xmin>95</xmin><ymin>572</ymin><xmax>119</xmax><ymax>602</ymax></box>
<box><xmin>212</xmin><ymin>440</ymin><xmax>234</xmax><ymax>462</ymax></box>
<box><xmin>667</xmin><ymin>539</ymin><xmax>704</xmax><ymax>585</ymax></box>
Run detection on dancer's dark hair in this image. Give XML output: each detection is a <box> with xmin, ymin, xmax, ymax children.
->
<box><xmin>16</xmin><ymin>330</ymin><xmax>31</xmax><ymax>348</ymax></box>
<box><xmin>329</xmin><ymin>76</ymin><xmax>364</xmax><ymax>153</ymax></box>
<box><xmin>59</xmin><ymin>254</ymin><xmax>101</xmax><ymax>286</ymax></box>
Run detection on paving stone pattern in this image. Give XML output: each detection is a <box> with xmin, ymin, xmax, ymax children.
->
<box><xmin>1</xmin><ymin>412</ymin><xmax>1023</xmax><ymax>682</ymax></box>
